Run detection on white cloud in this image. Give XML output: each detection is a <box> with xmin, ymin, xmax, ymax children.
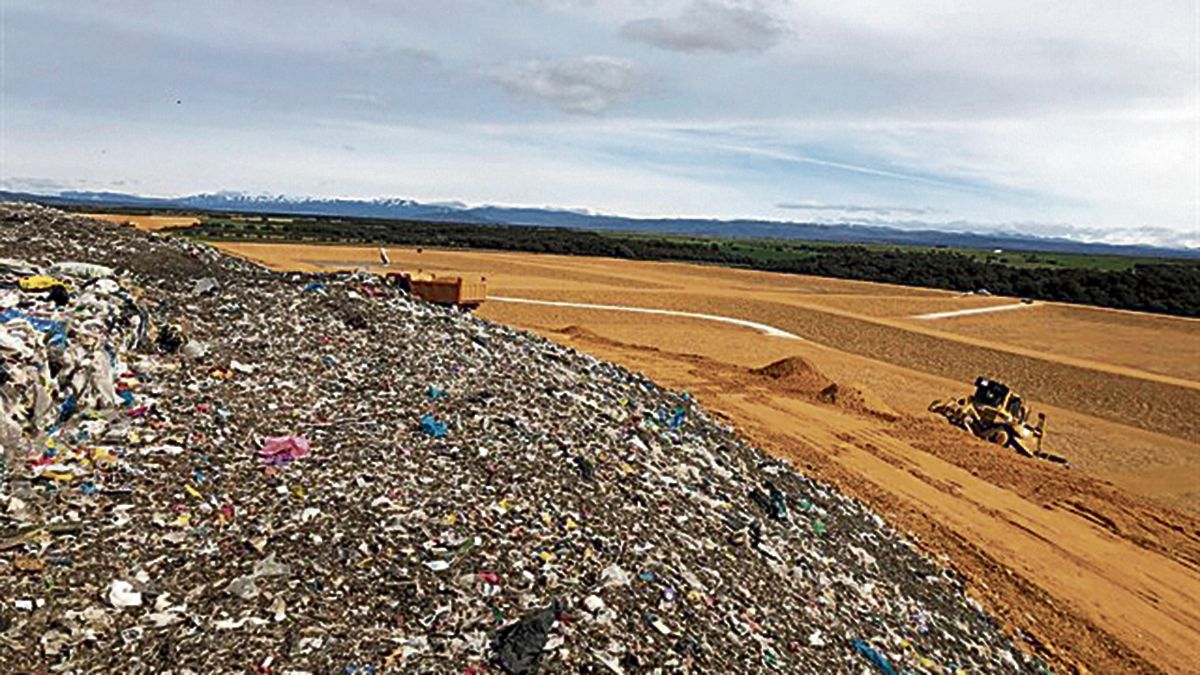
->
<box><xmin>621</xmin><ymin>1</ymin><xmax>787</xmax><ymax>53</ymax></box>
<box><xmin>495</xmin><ymin>56</ymin><xmax>639</xmax><ymax>114</ymax></box>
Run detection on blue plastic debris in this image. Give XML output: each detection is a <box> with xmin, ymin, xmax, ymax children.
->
<box><xmin>303</xmin><ymin>281</ymin><xmax>328</xmax><ymax>294</ymax></box>
<box><xmin>852</xmin><ymin>639</ymin><xmax>897</xmax><ymax>675</ymax></box>
<box><xmin>0</xmin><ymin>308</ymin><xmax>68</xmax><ymax>346</ymax></box>
<box><xmin>668</xmin><ymin>407</ymin><xmax>685</xmax><ymax>428</ymax></box>
<box><xmin>58</xmin><ymin>394</ymin><xmax>78</xmax><ymax>424</ymax></box>
<box><xmin>420</xmin><ymin>413</ymin><xmax>447</xmax><ymax>438</ymax></box>
<box><xmin>656</xmin><ymin>406</ymin><xmax>687</xmax><ymax>429</ymax></box>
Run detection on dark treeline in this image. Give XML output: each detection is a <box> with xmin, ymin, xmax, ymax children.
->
<box><xmin>184</xmin><ymin>216</ymin><xmax>1200</xmax><ymax>317</ymax></box>
<box><xmin>759</xmin><ymin>249</ymin><xmax>1199</xmax><ymax>317</ymax></box>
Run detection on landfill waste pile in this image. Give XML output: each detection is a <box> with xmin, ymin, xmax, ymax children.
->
<box><xmin>0</xmin><ymin>203</ymin><xmax>1040</xmax><ymax>673</ymax></box>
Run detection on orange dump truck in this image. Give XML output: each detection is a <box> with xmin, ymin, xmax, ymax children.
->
<box><xmin>389</xmin><ymin>272</ymin><xmax>487</xmax><ymax>309</ymax></box>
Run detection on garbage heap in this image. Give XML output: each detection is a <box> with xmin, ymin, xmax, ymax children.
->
<box><xmin>0</xmin><ymin>203</ymin><xmax>1037</xmax><ymax>673</ymax></box>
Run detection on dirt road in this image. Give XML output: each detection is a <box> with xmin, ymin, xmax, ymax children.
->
<box><xmin>204</xmin><ymin>240</ymin><xmax>1200</xmax><ymax>673</ymax></box>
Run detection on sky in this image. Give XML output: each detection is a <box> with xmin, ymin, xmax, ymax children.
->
<box><xmin>1</xmin><ymin>0</ymin><xmax>1198</xmax><ymax>247</ymax></box>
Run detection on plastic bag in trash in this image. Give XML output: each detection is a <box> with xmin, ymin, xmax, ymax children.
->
<box><xmin>492</xmin><ymin>603</ymin><xmax>559</xmax><ymax>674</ymax></box>
<box><xmin>852</xmin><ymin>638</ymin><xmax>897</xmax><ymax>675</ymax></box>
<box><xmin>258</xmin><ymin>436</ymin><xmax>311</xmax><ymax>466</ymax></box>
<box><xmin>420</xmin><ymin>413</ymin><xmax>447</xmax><ymax>438</ymax></box>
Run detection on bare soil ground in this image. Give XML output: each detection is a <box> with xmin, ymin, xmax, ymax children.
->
<box><xmin>84</xmin><ymin>213</ymin><xmax>199</xmax><ymax>231</ymax></box>
<box><xmin>790</xmin><ymin>292</ymin><xmax>1026</xmax><ymax>317</ymax></box>
<box><xmin>902</xmin><ymin>303</ymin><xmax>1200</xmax><ymax>381</ymax></box>
<box><xmin>201</xmin><ymin>239</ymin><xmax>1200</xmax><ymax>673</ymax></box>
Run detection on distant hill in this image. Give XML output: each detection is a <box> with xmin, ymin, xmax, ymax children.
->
<box><xmin>4</xmin><ymin>189</ymin><xmax>1197</xmax><ymax>259</ymax></box>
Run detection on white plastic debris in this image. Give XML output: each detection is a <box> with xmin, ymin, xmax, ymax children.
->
<box><xmin>583</xmin><ymin>595</ymin><xmax>606</xmax><ymax>613</ymax></box>
<box><xmin>600</xmin><ymin>564</ymin><xmax>630</xmax><ymax>589</ymax></box>
<box><xmin>108</xmin><ymin>580</ymin><xmax>143</xmax><ymax>608</ymax></box>
<box><xmin>49</xmin><ymin>261</ymin><xmax>115</xmax><ymax>279</ymax></box>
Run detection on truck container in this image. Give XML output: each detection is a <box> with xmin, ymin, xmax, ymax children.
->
<box><xmin>389</xmin><ymin>272</ymin><xmax>487</xmax><ymax>309</ymax></box>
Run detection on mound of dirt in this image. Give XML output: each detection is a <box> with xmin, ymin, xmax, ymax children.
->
<box><xmin>818</xmin><ymin>382</ymin><xmax>900</xmax><ymax>420</ymax></box>
<box><xmin>751</xmin><ymin>356</ymin><xmax>834</xmax><ymax>392</ymax></box>
<box><xmin>751</xmin><ymin>358</ymin><xmax>898</xmax><ymax>420</ymax></box>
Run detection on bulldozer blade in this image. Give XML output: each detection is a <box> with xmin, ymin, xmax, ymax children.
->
<box><xmin>1035</xmin><ymin>451</ymin><xmax>1069</xmax><ymax>465</ymax></box>
<box><xmin>1012</xmin><ymin>441</ymin><xmax>1035</xmax><ymax>458</ymax></box>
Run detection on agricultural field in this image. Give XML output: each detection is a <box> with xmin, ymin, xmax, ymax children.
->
<box><xmin>84</xmin><ymin>212</ymin><xmax>198</xmax><ymax>231</ymax></box>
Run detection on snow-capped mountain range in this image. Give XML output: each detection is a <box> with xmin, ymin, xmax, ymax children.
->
<box><xmin>3</xmin><ymin>189</ymin><xmax>1197</xmax><ymax>258</ymax></box>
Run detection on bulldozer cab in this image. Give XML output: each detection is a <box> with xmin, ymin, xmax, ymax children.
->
<box><xmin>972</xmin><ymin>377</ymin><xmax>1010</xmax><ymax>411</ymax></box>
<box><xmin>971</xmin><ymin>377</ymin><xmax>1027</xmax><ymax>424</ymax></box>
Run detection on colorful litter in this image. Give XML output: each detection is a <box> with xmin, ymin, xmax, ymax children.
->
<box><xmin>420</xmin><ymin>413</ymin><xmax>448</xmax><ymax>438</ymax></box>
<box><xmin>258</xmin><ymin>435</ymin><xmax>312</xmax><ymax>467</ymax></box>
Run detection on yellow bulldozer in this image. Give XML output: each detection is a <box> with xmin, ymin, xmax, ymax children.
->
<box><xmin>929</xmin><ymin>376</ymin><xmax>1066</xmax><ymax>464</ymax></box>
